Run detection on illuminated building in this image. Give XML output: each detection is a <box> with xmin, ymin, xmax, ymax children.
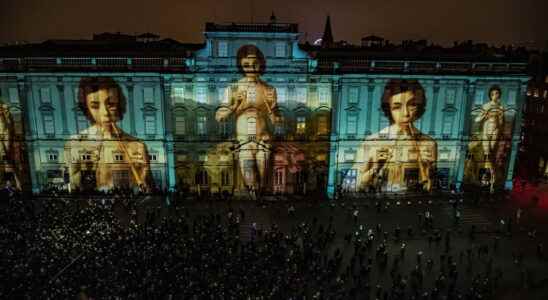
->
<box><xmin>0</xmin><ymin>20</ymin><xmax>531</xmax><ymax>196</ymax></box>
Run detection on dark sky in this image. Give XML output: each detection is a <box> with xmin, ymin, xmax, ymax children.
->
<box><xmin>1</xmin><ymin>0</ymin><xmax>546</xmax><ymax>48</ymax></box>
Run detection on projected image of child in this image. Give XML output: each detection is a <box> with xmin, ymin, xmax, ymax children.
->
<box><xmin>65</xmin><ymin>77</ymin><xmax>152</xmax><ymax>192</ymax></box>
<box><xmin>215</xmin><ymin>45</ymin><xmax>278</xmax><ymax>192</ymax></box>
<box><xmin>358</xmin><ymin>79</ymin><xmax>437</xmax><ymax>193</ymax></box>
<box><xmin>0</xmin><ymin>101</ymin><xmax>23</xmax><ymax>190</ymax></box>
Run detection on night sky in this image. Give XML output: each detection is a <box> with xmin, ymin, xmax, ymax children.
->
<box><xmin>1</xmin><ymin>0</ymin><xmax>546</xmax><ymax>48</ymax></box>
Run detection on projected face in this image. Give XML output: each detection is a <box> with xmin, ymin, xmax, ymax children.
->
<box><xmin>86</xmin><ymin>88</ymin><xmax>121</xmax><ymax>128</ymax></box>
<box><xmin>389</xmin><ymin>91</ymin><xmax>419</xmax><ymax>129</ymax></box>
<box><xmin>489</xmin><ymin>89</ymin><xmax>501</xmax><ymax>102</ymax></box>
<box><xmin>241</xmin><ymin>54</ymin><xmax>260</xmax><ymax>76</ymax></box>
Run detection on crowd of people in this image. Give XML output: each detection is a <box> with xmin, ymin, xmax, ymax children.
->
<box><xmin>1</xmin><ymin>190</ymin><xmax>546</xmax><ymax>299</ymax></box>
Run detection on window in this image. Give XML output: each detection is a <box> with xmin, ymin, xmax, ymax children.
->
<box><xmin>218</xmin><ymin>41</ymin><xmax>228</xmax><ymax>57</ymax></box>
<box><xmin>439</xmin><ymin>150</ymin><xmax>450</xmax><ymax>161</ymax></box>
<box><xmin>40</xmin><ymin>87</ymin><xmax>51</xmax><ymax>104</ymax></box>
<box><xmin>196</xmin><ymin>169</ymin><xmax>209</xmax><ymax>185</ymax></box>
<box><xmin>199</xmin><ymin>153</ymin><xmax>208</xmax><ymax>162</ymax></box>
<box><xmin>197</xmin><ymin>115</ymin><xmax>207</xmax><ymax>135</ymax></box>
<box><xmin>318</xmin><ymin>115</ymin><xmax>328</xmax><ymax>135</ymax></box>
<box><xmin>408</xmin><ymin>150</ymin><xmax>418</xmax><ymax>162</ymax></box>
<box><xmin>172</xmin><ymin>87</ymin><xmax>185</xmax><ymax>104</ymax></box>
<box><xmin>247</xmin><ymin>117</ymin><xmax>257</xmax><ymax>136</ymax></box>
<box><xmin>274</xmin><ymin>169</ymin><xmax>284</xmax><ymax>185</ymax></box>
<box><xmin>347</xmin><ymin>114</ymin><xmax>357</xmax><ymax>135</ymax></box>
<box><xmin>319</xmin><ymin>87</ymin><xmax>330</xmax><ymax>105</ymax></box>
<box><xmin>474</xmin><ymin>89</ymin><xmax>485</xmax><ymax>106</ymax></box>
<box><xmin>77</xmin><ymin>113</ymin><xmax>89</xmax><ymax>134</ymax></box>
<box><xmin>114</xmin><ymin>153</ymin><xmax>124</xmax><ymax>161</ymax></box>
<box><xmin>47</xmin><ymin>151</ymin><xmax>58</xmax><ymax>162</ymax></box>
<box><xmin>442</xmin><ymin>114</ymin><xmax>454</xmax><ymax>136</ymax></box>
<box><xmin>296</xmin><ymin>116</ymin><xmax>306</xmax><ymax>134</ymax></box>
<box><xmin>507</xmin><ymin>90</ymin><xmax>517</xmax><ymax>105</ymax></box>
<box><xmin>218</xmin><ymin>87</ymin><xmax>228</xmax><ymax>104</ymax></box>
<box><xmin>43</xmin><ymin>113</ymin><xmax>55</xmax><ymax>135</ymax></box>
<box><xmin>196</xmin><ymin>86</ymin><xmax>207</xmax><ymax>104</ymax></box>
<box><xmin>348</xmin><ymin>87</ymin><xmax>359</xmax><ymax>104</ymax></box>
<box><xmin>275</xmin><ymin>42</ymin><xmax>286</xmax><ymax>58</ymax></box>
<box><xmin>277</xmin><ymin>87</ymin><xmax>287</xmax><ymax>104</ymax></box>
<box><xmin>81</xmin><ymin>153</ymin><xmax>92</xmax><ymax>161</ymax></box>
<box><xmin>221</xmin><ymin>169</ymin><xmax>230</xmax><ymax>186</ymax></box>
<box><xmin>148</xmin><ymin>153</ymin><xmax>158</xmax><ymax>161</ymax></box>
<box><xmin>144</xmin><ymin>114</ymin><xmax>156</xmax><ymax>135</ymax></box>
<box><xmin>296</xmin><ymin>87</ymin><xmax>307</xmax><ymax>104</ymax></box>
<box><xmin>175</xmin><ymin>115</ymin><xmax>186</xmax><ymax>135</ymax></box>
<box><xmin>344</xmin><ymin>150</ymin><xmax>356</xmax><ymax>162</ymax></box>
<box><xmin>8</xmin><ymin>88</ymin><xmax>19</xmax><ymax>104</ymax></box>
<box><xmin>112</xmin><ymin>170</ymin><xmax>130</xmax><ymax>187</ymax></box>
<box><xmin>143</xmin><ymin>87</ymin><xmax>154</xmax><ymax>104</ymax></box>
<box><xmin>219</xmin><ymin>120</ymin><xmax>229</xmax><ymax>137</ymax></box>
<box><xmin>445</xmin><ymin>88</ymin><xmax>456</xmax><ymax>106</ymax></box>
<box><xmin>275</xmin><ymin>116</ymin><xmax>284</xmax><ymax>136</ymax></box>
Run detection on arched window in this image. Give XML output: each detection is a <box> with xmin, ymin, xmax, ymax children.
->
<box><xmin>195</xmin><ymin>169</ymin><xmax>209</xmax><ymax>185</ymax></box>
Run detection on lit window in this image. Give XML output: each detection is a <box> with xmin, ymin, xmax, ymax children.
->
<box><xmin>172</xmin><ymin>87</ymin><xmax>185</xmax><ymax>104</ymax></box>
<box><xmin>442</xmin><ymin>114</ymin><xmax>454</xmax><ymax>136</ymax></box>
<box><xmin>408</xmin><ymin>150</ymin><xmax>418</xmax><ymax>162</ymax></box>
<box><xmin>347</xmin><ymin>115</ymin><xmax>357</xmax><ymax>135</ymax></box>
<box><xmin>275</xmin><ymin>116</ymin><xmax>284</xmax><ymax>135</ymax></box>
<box><xmin>8</xmin><ymin>87</ymin><xmax>19</xmax><ymax>104</ymax></box>
<box><xmin>143</xmin><ymin>87</ymin><xmax>154</xmax><ymax>104</ymax></box>
<box><xmin>197</xmin><ymin>115</ymin><xmax>207</xmax><ymax>135</ymax></box>
<box><xmin>47</xmin><ymin>152</ymin><xmax>58</xmax><ymax>162</ymax></box>
<box><xmin>445</xmin><ymin>88</ymin><xmax>456</xmax><ymax>106</ymax></box>
<box><xmin>296</xmin><ymin>88</ymin><xmax>307</xmax><ymax>104</ymax></box>
<box><xmin>318</xmin><ymin>115</ymin><xmax>328</xmax><ymax>135</ymax></box>
<box><xmin>344</xmin><ymin>150</ymin><xmax>356</xmax><ymax>162</ymax></box>
<box><xmin>277</xmin><ymin>87</ymin><xmax>287</xmax><ymax>104</ymax></box>
<box><xmin>196</xmin><ymin>86</ymin><xmax>207</xmax><ymax>104</ymax></box>
<box><xmin>319</xmin><ymin>87</ymin><xmax>330</xmax><ymax>105</ymax></box>
<box><xmin>218</xmin><ymin>87</ymin><xmax>228</xmax><ymax>103</ymax></box>
<box><xmin>221</xmin><ymin>169</ymin><xmax>231</xmax><ymax>186</ymax></box>
<box><xmin>274</xmin><ymin>169</ymin><xmax>284</xmax><ymax>185</ymax></box>
<box><xmin>296</xmin><ymin>116</ymin><xmax>306</xmax><ymax>134</ymax></box>
<box><xmin>275</xmin><ymin>42</ymin><xmax>286</xmax><ymax>58</ymax></box>
<box><xmin>43</xmin><ymin>113</ymin><xmax>55</xmax><ymax>135</ymax></box>
<box><xmin>218</xmin><ymin>41</ymin><xmax>228</xmax><ymax>57</ymax></box>
<box><xmin>175</xmin><ymin>115</ymin><xmax>186</xmax><ymax>135</ymax></box>
<box><xmin>348</xmin><ymin>87</ymin><xmax>359</xmax><ymax>104</ymax></box>
<box><xmin>474</xmin><ymin>89</ymin><xmax>485</xmax><ymax>106</ymax></box>
<box><xmin>144</xmin><ymin>114</ymin><xmax>156</xmax><ymax>135</ymax></box>
<box><xmin>40</xmin><ymin>87</ymin><xmax>51</xmax><ymax>104</ymax></box>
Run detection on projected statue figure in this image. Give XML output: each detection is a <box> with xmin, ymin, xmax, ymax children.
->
<box><xmin>476</xmin><ymin>86</ymin><xmax>504</xmax><ymax>160</ymax></box>
<box><xmin>0</xmin><ymin>102</ymin><xmax>22</xmax><ymax>190</ymax></box>
<box><xmin>65</xmin><ymin>77</ymin><xmax>152</xmax><ymax>192</ymax></box>
<box><xmin>359</xmin><ymin>79</ymin><xmax>437</xmax><ymax>192</ymax></box>
<box><xmin>473</xmin><ymin>85</ymin><xmax>505</xmax><ymax>192</ymax></box>
<box><xmin>215</xmin><ymin>45</ymin><xmax>278</xmax><ymax>192</ymax></box>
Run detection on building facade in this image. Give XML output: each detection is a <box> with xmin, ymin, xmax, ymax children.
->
<box><xmin>0</xmin><ymin>22</ymin><xmax>530</xmax><ymax>196</ymax></box>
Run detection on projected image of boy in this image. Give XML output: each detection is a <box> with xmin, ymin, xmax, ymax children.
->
<box><xmin>65</xmin><ymin>77</ymin><xmax>152</xmax><ymax>192</ymax></box>
<box><xmin>0</xmin><ymin>102</ymin><xmax>22</xmax><ymax>190</ymax></box>
<box><xmin>359</xmin><ymin>79</ymin><xmax>437</xmax><ymax>192</ymax></box>
<box><xmin>215</xmin><ymin>45</ymin><xmax>278</xmax><ymax>192</ymax></box>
